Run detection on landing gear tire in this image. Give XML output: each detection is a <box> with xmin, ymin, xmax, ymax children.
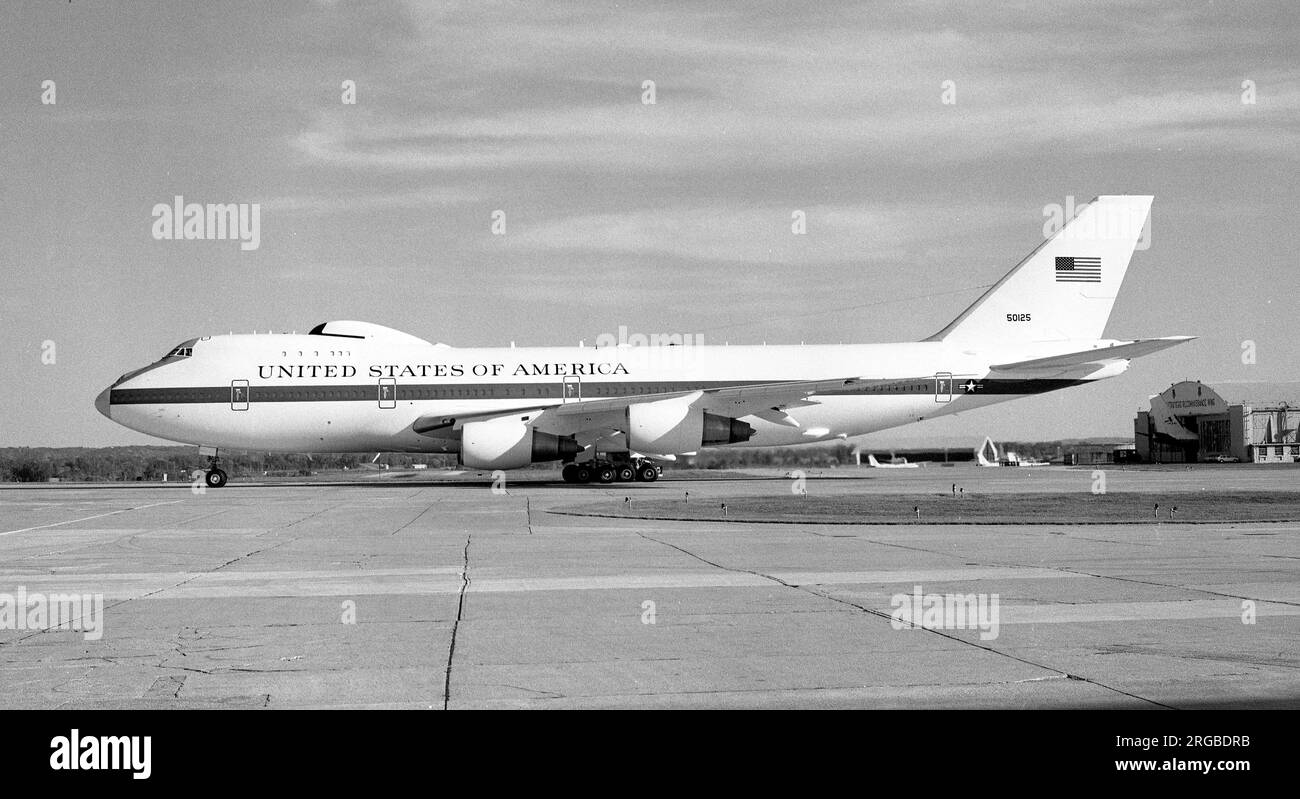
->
<box><xmin>574</xmin><ymin>465</ymin><xmax>593</xmax><ymax>483</ymax></box>
<box><xmin>636</xmin><ymin>465</ymin><xmax>659</xmax><ymax>482</ymax></box>
<box><xmin>595</xmin><ymin>465</ymin><xmax>617</xmax><ymax>484</ymax></box>
<box><xmin>616</xmin><ymin>466</ymin><xmax>636</xmax><ymax>482</ymax></box>
<box><xmin>205</xmin><ymin>469</ymin><xmax>228</xmax><ymax>489</ymax></box>
<box><xmin>561</xmin><ymin>464</ymin><xmax>579</xmax><ymax>483</ymax></box>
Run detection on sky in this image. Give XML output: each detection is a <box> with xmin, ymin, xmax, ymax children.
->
<box><xmin>1</xmin><ymin>0</ymin><xmax>1297</xmax><ymax>448</ymax></box>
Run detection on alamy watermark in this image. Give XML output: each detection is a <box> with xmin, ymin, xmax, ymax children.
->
<box><xmin>594</xmin><ymin>325</ymin><xmax>704</xmax><ymax>349</ymax></box>
<box><xmin>50</xmin><ymin>729</ymin><xmax>150</xmax><ymax>780</ymax></box>
<box><xmin>1042</xmin><ymin>195</ymin><xmax>1150</xmax><ymax>250</ymax></box>
<box><xmin>890</xmin><ymin>585</ymin><xmax>1000</xmax><ymax>641</ymax></box>
<box><xmin>151</xmin><ymin>195</ymin><xmax>261</xmax><ymax>251</ymax></box>
<box><xmin>0</xmin><ymin>586</ymin><xmax>104</xmax><ymax>641</ymax></box>
<box><xmin>593</xmin><ymin>325</ymin><xmax>705</xmax><ymax>371</ymax></box>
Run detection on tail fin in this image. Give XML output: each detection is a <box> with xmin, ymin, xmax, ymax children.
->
<box><xmin>927</xmin><ymin>196</ymin><xmax>1152</xmax><ymax>344</ymax></box>
<box><xmin>976</xmin><ymin>437</ymin><xmax>999</xmax><ymax>466</ymax></box>
<box><xmin>867</xmin><ymin>454</ymin><xmax>881</xmax><ymax>467</ymax></box>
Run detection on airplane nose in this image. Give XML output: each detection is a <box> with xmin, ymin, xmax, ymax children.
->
<box><xmin>95</xmin><ymin>388</ymin><xmax>112</xmax><ymax>420</ymax></box>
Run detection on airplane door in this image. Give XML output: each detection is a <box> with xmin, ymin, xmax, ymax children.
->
<box><xmin>378</xmin><ymin>377</ymin><xmax>396</xmax><ymax>409</ymax></box>
<box><xmin>934</xmin><ymin>372</ymin><xmax>953</xmax><ymax>403</ymax></box>
<box><xmin>562</xmin><ymin>376</ymin><xmax>581</xmax><ymax>403</ymax></box>
<box><xmin>231</xmin><ymin>379</ymin><xmax>249</xmax><ymax>411</ymax></box>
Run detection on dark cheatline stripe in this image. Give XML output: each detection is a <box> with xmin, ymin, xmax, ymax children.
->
<box><xmin>109</xmin><ymin>378</ymin><xmax>1092</xmax><ymax>406</ymax></box>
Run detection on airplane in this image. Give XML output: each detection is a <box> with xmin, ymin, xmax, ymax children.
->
<box><xmin>975</xmin><ymin>437</ymin><xmax>1001</xmax><ymax>467</ymax></box>
<box><xmin>974</xmin><ymin>437</ymin><xmax>1051</xmax><ymax>467</ymax></box>
<box><xmin>866</xmin><ymin>454</ymin><xmax>920</xmax><ymax>469</ymax></box>
<box><xmin>95</xmin><ymin>195</ymin><xmax>1192</xmax><ymax>488</ymax></box>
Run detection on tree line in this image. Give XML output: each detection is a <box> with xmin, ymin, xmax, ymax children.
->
<box><xmin>0</xmin><ymin>447</ymin><xmax>457</xmax><ymax>482</ymax></box>
<box><xmin>2</xmin><ymin>439</ymin><xmax>1115</xmax><ymax>482</ymax></box>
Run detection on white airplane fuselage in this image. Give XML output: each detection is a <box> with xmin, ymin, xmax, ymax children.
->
<box><xmin>97</xmin><ymin>330</ymin><xmax>1120</xmax><ymax>454</ymax></box>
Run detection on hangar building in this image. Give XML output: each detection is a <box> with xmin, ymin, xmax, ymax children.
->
<box><xmin>1134</xmin><ymin>381</ymin><xmax>1300</xmax><ymax>463</ymax></box>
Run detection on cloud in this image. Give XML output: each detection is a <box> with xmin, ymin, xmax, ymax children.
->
<box><xmin>262</xmin><ymin>187</ymin><xmax>480</xmax><ymax>215</ymax></box>
<box><xmin>504</xmin><ymin>202</ymin><xmax>1019</xmax><ymax>264</ymax></box>
<box><xmin>291</xmin><ymin>0</ymin><xmax>1300</xmax><ymax>177</ymax></box>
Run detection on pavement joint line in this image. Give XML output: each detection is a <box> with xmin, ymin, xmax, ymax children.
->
<box><xmin>443</xmin><ymin>533</ymin><xmax>471</xmax><ymax>711</ymax></box>
<box><xmin>12</xmin><ymin>506</ymin><xmax>234</xmax><ymax>566</ymax></box>
<box><xmin>0</xmin><ymin>500</ymin><xmax>185</xmax><ymax>537</ymax></box>
<box><xmin>4</xmin><ymin>477</ymin><xmax>1294</xmax><ymax>709</ymax></box>
<box><xmin>633</xmin><ymin>530</ymin><xmax>1179</xmax><ymax>710</ymax></box>
<box><xmin>552</xmin><ymin>510</ymin><xmax>1300</xmax><ymax>526</ymax></box>
<box><xmin>804</xmin><ymin>523</ymin><xmax>1281</xmax><ymax>569</ymax></box>
<box><xmin>794</xmin><ymin>588</ymin><xmax>1179</xmax><ymax>709</ymax></box>
<box><xmin>0</xmin><ymin>501</ymin><xmax>341</xmax><ymax>651</ymax></box>
<box><xmin>807</xmin><ymin>529</ymin><xmax>1300</xmax><ymax>610</ymax></box>
<box><xmin>1024</xmin><ymin>563</ymin><xmax>1300</xmax><ymax>609</ymax></box>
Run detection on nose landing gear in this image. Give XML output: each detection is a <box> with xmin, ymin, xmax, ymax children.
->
<box><xmin>199</xmin><ymin>447</ymin><xmax>228</xmax><ymax>488</ymax></box>
<box><xmin>204</xmin><ymin>468</ymin><xmax>228</xmax><ymax>488</ymax></box>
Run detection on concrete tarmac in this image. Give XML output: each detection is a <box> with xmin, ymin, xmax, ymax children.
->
<box><xmin>0</xmin><ymin>466</ymin><xmax>1296</xmax><ymax>708</ymax></box>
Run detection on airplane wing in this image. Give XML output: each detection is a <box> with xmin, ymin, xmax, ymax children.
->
<box><xmin>551</xmin><ymin>377</ymin><xmax>866</xmax><ymax>416</ymax></box>
<box><xmin>989</xmin><ymin>337</ymin><xmax>1195</xmax><ymax>372</ymax></box>
<box><xmin>412</xmin><ymin>376</ymin><xmax>870</xmax><ymax>439</ymax></box>
<box><xmin>411</xmin><ymin>406</ymin><xmax>542</xmax><ymax>437</ymax></box>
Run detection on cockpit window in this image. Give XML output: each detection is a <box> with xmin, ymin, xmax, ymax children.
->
<box><xmin>162</xmin><ymin>338</ymin><xmax>199</xmax><ymax>359</ymax></box>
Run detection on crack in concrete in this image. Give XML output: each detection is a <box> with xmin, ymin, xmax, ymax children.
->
<box><xmin>145</xmin><ymin>673</ymin><xmax>187</xmax><ymax>700</ymax></box>
<box><xmin>485</xmin><ymin>673</ymin><xmax>1128</xmax><ymax>706</ymax></box>
<box><xmin>442</xmin><ymin>534</ymin><xmax>471</xmax><ymax>710</ymax></box>
<box><xmin>496</xmin><ymin>683</ymin><xmax>564</xmax><ymax>699</ymax></box>
<box><xmin>1034</xmin><ymin>564</ymin><xmax>1300</xmax><ymax>609</ymax></box>
<box><xmin>388</xmin><ymin>503</ymin><xmax>437</xmax><ymax>536</ymax></box>
<box><xmin>0</xmin><ymin>503</ymin><xmax>341</xmax><ymax>659</ymax></box>
<box><xmin>15</xmin><ymin>507</ymin><xmax>234</xmax><ymax>566</ymax></box>
<box><xmin>632</xmin><ymin>530</ymin><xmax>1178</xmax><ymax>710</ymax></box>
<box><xmin>799</xmin><ymin>526</ymin><xmax>1300</xmax><ymax>610</ymax></box>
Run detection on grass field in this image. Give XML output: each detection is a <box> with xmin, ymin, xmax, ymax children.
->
<box><xmin>553</xmin><ymin>491</ymin><xmax>1300</xmax><ymax>525</ymax></box>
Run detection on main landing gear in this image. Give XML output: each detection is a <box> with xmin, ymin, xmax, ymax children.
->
<box><xmin>562</xmin><ymin>457</ymin><xmax>661</xmax><ymax>485</ymax></box>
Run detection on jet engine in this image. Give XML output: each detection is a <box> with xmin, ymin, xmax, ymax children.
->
<box><xmin>460</xmin><ymin>419</ymin><xmax>582</xmax><ymax>469</ymax></box>
<box><xmin>626</xmin><ymin>396</ymin><xmax>754</xmax><ymax>453</ymax></box>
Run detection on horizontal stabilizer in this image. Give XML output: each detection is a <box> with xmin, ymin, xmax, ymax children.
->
<box><xmin>990</xmin><ymin>337</ymin><xmax>1195</xmax><ymax>372</ymax></box>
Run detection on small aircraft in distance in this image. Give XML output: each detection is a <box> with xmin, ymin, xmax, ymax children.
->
<box><xmin>975</xmin><ymin>438</ymin><xmax>1051</xmax><ymax>467</ymax></box>
<box><xmin>866</xmin><ymin>453</ymin><xmax>921</xmax><ymax>468</ymax></box>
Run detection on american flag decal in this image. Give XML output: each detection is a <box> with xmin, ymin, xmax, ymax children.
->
<box><xmin>1055</xmin><ymin>256</ymin><xmax>1101</xmax><ymax>282</ymax></box>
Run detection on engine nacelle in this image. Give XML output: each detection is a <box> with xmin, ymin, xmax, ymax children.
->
<box><xmin>626</xmin><ymin>397</ymin><xmax>755</xmax><ymax>453</ymax></box>
<box><xmin>460</xmin><ymin>419</ymin><xmax>582</xmax><ymax>469</ymax></box>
